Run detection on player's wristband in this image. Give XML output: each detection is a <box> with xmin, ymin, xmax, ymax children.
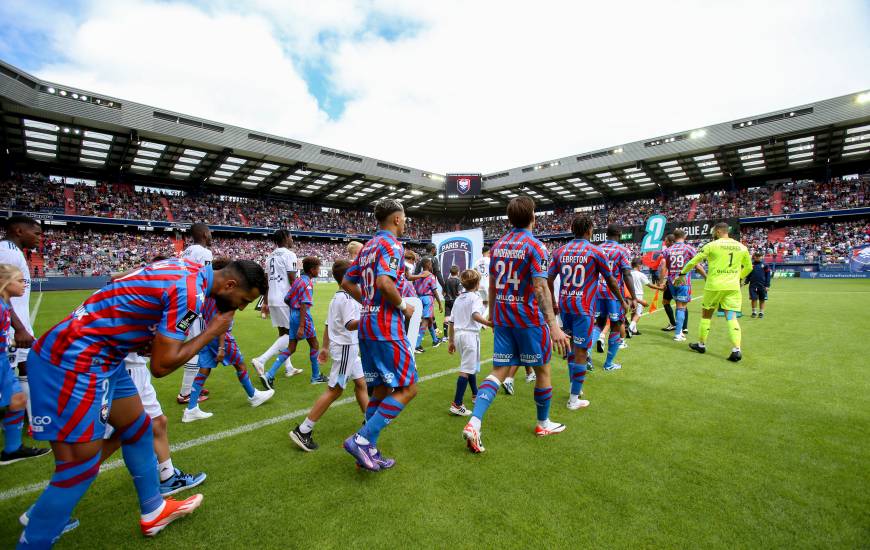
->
<box><xmin>399</xmin><ymin>300</ymin><xmax>408</xmax><ymax>312</ymax></box>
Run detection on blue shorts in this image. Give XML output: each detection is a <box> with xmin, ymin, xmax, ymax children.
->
<box><xmin>420</xmin><ymin>296</ymin><xmax>434</xmax><ymax>319</ymax></box>
<box><xmin>559</xmin><ymin>311</ymin><xmax>595</xmax><ymax>361</ymax></box>
<box><xmin>595</xmin><ymin>298</ymin><xmax>624</xmax><ymax>322</ymax></box>
<box><xmin>749</xmin><ymin>284</ymin><xmax>767</xmax><ymax>301</ymax></box>
<box><xmin>359</xmin><ymin>338</ymin><xmax>417</xmax><ymax>388</ymax></box>
<box><xmin>289</xmin><ymin>309</ymin><xmax>316</xmax><ymax>340</ymax></box>
<box><xmin>198</xmin><ymin>337</ymin><xmax>244</xmax><ymax>369</ymax></box>
<box><xmin>668</xmin><ymin>282</ymin><xmax>692</xmax><ymax>303</ymax></box>
<box><xmin>0</xmin><ymin>358</ymin><xmax>22</xmax><ymax>408</ymax></box>
<box><xmin>27</xmin><ymin>354</ymin><xmax>138</xmax><ymax>442</ymax></box>
<box><xmin>493</xmin><ymin>324</ymin><xmax>552</xmax><ymax>368</ymax></box>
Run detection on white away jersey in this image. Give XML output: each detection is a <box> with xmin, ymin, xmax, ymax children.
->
<box><xmin>181</xmin><ymin>244</ymin><xmax>213</xmax><ymax>266</ymax></box>
<box><xmin>266</xmin><ymin>247</ymin><xmax>298</xmax><ymax>305</ymax></box>
<box><xmin>326</xmin><ymin>291</ymin><xmax>360</xmax><ymax>346</ymax></box>
<box><xmin>0</xmin><ymin>240</ymin><xmax>32</xmax><ymax>334</ymax></box>
<box><xmin>474</xmin><ymin>256</ymin><xmax>490</xmax><ymax>283</ymax></box>
<box><xmin>631</xmin><ymin>270</ymin><xmax>650</xmax><ymax>301</ymax></box>
<box><xmin>450</xmin><ymin>290</ymin><xmax>486</xmax><ymax>332</ymax></box>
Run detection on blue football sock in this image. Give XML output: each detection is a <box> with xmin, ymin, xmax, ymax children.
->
<box><xmin>591</xmin><ymin>324</ymin><xmax>603</xmax><ymax>344</ymax></box>
<box><xmin>470</xmin><ymin>376</ymin><xmax>500</xmax><ymax>421</ymax></box>
<box><xmin>268</xmin><ymin>349</ymin><xmax>289</xmax><ymax>378</ymax></box>
<box><xmin>309</xmin><ymin>349</ymin><xmax>320</xmax><ymax>379</ymax></box>
<box><xmin>453</xmin><ymin>376</ymin><xmax>469</xmax><ymax>406</ymax></box>
<box><xmin>236</xmin><ymin>368</ymin><xmax>255</xmax><ymax>397</ymax></box>
<box><xmin>428</xmin><ymin>325</ymin><xmax>438</xmax><ymax>342</ymax></box>
<box><xmin>533</xmin><ymin>386</ymin><xmax>553</xmax><ymax>422</ymax></box>
<box><xmin>675</xmin><ymin>308</ymin><xmax>686</xmax><ymax>335</ymax></box>
<box><xmin>358</xmin><ymin>396</ymin><xmax>404</xmax><ymax>446</ymax></box>
<box><xmin>416</xmin><ymin>325</ymin><xmax>424</xmax><ymax>348</ymax></box>
<box><xmin>20</xmin><ymin>454</ymin><xmax>100</xmax><ymax>548</ymax></box>
<box><xmin>568</xmin><ymin>362</ymin><xmax>587</xmax><ymax>396</ymax></box>
<box><xmin>187</xmin><ymin>370</ymin><xmax>209</xmax><ymax>410</ymax></box>
<box><xmin>365</xmin><ymin>398</ymin><xmax>382</xmax><ymax>422</ymax></box>
<box><xmin>468</xmin><ymin>374</ymin><xmax>478</xmax><ymax>398</ymax></box>
<box><xmin>3</xmin><ymin>409</ymin><xmax>24</xmax><ymax>453</ymax></box>
<box><xmin>119</xmin><ymin>412</ymin><xmax>163</xmax><ymax>515</ymax></box>
<box><xmin>603</xmin><ymin>333</ymin><xmax>621</xmax><ymax>368</ymax></box>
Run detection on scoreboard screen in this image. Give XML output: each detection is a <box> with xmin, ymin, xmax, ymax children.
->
<box><xmin>446</xmin><ymin>173</ymin><xmax>482</xmax><ymax>197</ymax></box>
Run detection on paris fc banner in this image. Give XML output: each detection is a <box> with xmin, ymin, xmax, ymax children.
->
<box><xmin>850</xmin><ymin>244</ymin><xmax>870</xmax><ymax>273</ymax></box>
<box><xmin>432</xmin><ymin>228</ymin><xmax>484</xmax><ymax>280</ymax></box>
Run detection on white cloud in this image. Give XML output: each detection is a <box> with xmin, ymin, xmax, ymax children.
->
<box><xmin>12</xmin><ymin>0</ymin><xmax>870</xmax><ymax>174</ymax></box>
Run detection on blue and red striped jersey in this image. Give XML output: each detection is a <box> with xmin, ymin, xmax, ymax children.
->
<box><xmin>344</xmin><ymin>230</ymin><xmax>406</xmax><ymax>341</ymax></box>
<box><xmin>548</xmin><ymin>239</ymin><xmax>612</xmax><ymax>315</ymax></box>
<box><xmin>489</xmin><ymin>228</ymin><xmax>549</xmax><ymax>327</ymax></box>
<box><xmin>284</xmin><ymin>274</ymin><xmax>314</xmax><ymax>309</ymax></box>
<box><xmin>200</xmin><ymin>296</ymin><xmax>236</xmax><ymax>350</ymax></box>
<box><xmin>398</xmin><ymin>275</ymin><xmax>417</xmax><ymax>298</ymax></box>
<box><xmin>413</xmin><ymin>274</ymin><xmax>437</xmax><ymax>298</ymax></box>
<box><xmin>0</xmin><ymin>298</ymin><xmax>10</xmax><ymax>356</ymax></box>
<box><xmin>597</xmin><ymin>240</ymin><xmax>632</xmax><ymax>300</ymax></box>
<box><xmin>662</xmin><ymin>242</ymin><xmax>698</xmax><ymax>282</ymax></box>
<box><xmin>34</xmin><ymin>259</ymin><xmax>212</xmax><ymax>374</ymax></box>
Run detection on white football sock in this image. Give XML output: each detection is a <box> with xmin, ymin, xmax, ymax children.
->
<box><xmin>179</xmin><ymin>365</ymin><xmax>198</xmax><ymax>395</ymax></box>
<box><xmin>300</xmin><ymin>418</ymin><xmax>316</xmax><ymax>434</ymax></box>
<box><xmin>158</xmin><ymin>459</ymin><xmax>175</xmax><ymax>482</ymax></box>
<box><xmin>18</xmin><ymin>375</ymin><xmax>32</xmax><ymax>423</ymax></box>
<box><xmin>468</xmin><ymin>416</ymin><xmax>482</xmax><ymax>430</ymax></box>
<box><xmin>259</xmin><ymin>335</ymin><xmax>289</xmax><ymax>363</ymax></box>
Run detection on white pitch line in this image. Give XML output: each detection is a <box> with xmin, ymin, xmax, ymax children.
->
<box><xmin>30</xmin><ymin>292</ymin><xmax>44</xmax><ymax>326</ymax></box>
<box><xmin>0</xmin><ymin>361</ymin><xmax>482</xmax><ymax>503</ymax></box>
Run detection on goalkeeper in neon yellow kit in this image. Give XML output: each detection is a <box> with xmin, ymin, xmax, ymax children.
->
<box><xmin>675</xmin><ymin>222</ymin><xmax>752</xmax><ymax>362</ymax></box>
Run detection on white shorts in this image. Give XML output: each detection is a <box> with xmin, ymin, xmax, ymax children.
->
<box><xmin>269</xmin><ymin>304</ymin><xmax>290</xmax><ymax>329</ymax></box>
<box><xmin>327</xmin><ymin>343</ymin><xmax>364</xmax><ymax>389</ymax></box>
<box><xmin>456</xmin><ymin>331</ymin><xmax>481</xmax><ymax>374</ymax></box>
<box><xmin>128</xmin><ymin>366</ymin><xmax>164</xmax><ymax>419</ymax></box>
<box><xmin>183</xmin><ymin>316</ymin><xmax>204</xmax><ymax>367</ymax></box>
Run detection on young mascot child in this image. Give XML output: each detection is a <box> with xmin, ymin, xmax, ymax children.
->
<box><xmin>447</xmin><ymin>270</ymin><xmax>493</xmax><ymax>416</ymax></box>
<box><xmin>289</xmin><ymin>259</ymin><xmax>369</xmax><ymax>451</ymax></box>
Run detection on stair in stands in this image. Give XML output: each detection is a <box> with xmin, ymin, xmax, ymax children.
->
<box><xmin>159</xmin><ymin>196</ymin><xmax>175</xmax><ymax>221</ymax></box>
<box><xmin>238</xmin><ymin>205</ymin><xmax>248</xmax><ymax>226</ymax></box>
<box><xmin>687</xmin><ymin>199</ymin><xmax>698</xmax><ymax>221</ymax></box>
<box><xmin>771</xmin><ymin>190</ymin><xmax>783</xmax><ymax>215</ymax></box>
<box><xmin>63</xmin><ymin>186</ymin><xmax>76</xmax><ymax>214</ymax></box>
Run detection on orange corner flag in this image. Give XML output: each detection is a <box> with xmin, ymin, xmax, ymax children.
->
<box><xmin>649</xmin><ymin>290</ymin><xmax>659</xmax><ymax>313</ymax></box>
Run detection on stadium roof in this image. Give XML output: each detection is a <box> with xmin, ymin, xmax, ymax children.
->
<box><xmin>1</xmin><ymin>59</ymin><xmax>868</xmax><ymax>217</ymax></box>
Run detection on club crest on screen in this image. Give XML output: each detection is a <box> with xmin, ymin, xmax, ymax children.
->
<box><xmin>457</xmin><ymin>177</ymin><xmax>471</xmax><ymax>194</ymax></box>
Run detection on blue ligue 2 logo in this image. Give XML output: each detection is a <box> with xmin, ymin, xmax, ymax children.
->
<box><xmin>438</xmin><ymin>237</ymin><xmax>472</xmax><ymax>276</ymax></box>
<box><xmin>641</xmin><ymin>215</ymin><xmax>667</xmax><ymax>252</ymax></box>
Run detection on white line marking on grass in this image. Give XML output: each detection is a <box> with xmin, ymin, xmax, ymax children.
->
<box><xmin>30</xmin><ymin>292</ymin><xmax>44</xmax><ymax>325</ymax></box>
<box><xmin>0</xmin><ymin>362</ymin><xmax>481</xmax><ymax>503</ymax></box>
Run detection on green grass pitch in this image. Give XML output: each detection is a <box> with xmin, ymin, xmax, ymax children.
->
<box><xmin>1</xmin><ymin>279</ymin><xmax>868</xmax><ymax>548</ymax></box>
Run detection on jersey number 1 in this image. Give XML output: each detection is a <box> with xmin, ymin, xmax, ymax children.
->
<box><xmin>641</xmin><ymin>215</ymin><xmax>667</xmax><ymax>252</ymax></box>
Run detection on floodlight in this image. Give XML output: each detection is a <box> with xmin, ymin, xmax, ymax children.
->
<box><xmin>857</xmin><ymin>92</ymin><xmax>870</xmax><ymax>104</ymax></box>
<box><xmin>690</xmin><ymin>129</ymin><xmax>707</xmax><ymax>139</ymax></box>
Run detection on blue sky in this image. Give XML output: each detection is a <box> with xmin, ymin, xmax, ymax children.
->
<box><xmin>1</xmin><ymin>0</ymin><xmax>868</xmax><ymax>173</ymax></box>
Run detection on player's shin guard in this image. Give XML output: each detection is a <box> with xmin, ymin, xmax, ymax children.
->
<box><xmin>568</xmin><ymin>363</ymin><xmax>587</xmax><ymax>397</ymax></box>
<box><xmin>260</xmin><ymin>335</ymin><xmax>289</xmax><ymax>363</ymax></box>
<box><xmin>664</xmin><ymin>303</ymin><xmax>676</xmax><ymax>325</ymax></box>
<box><xmin>236</xmin><ymin>368</ymin><xmax>256</xmax><ymax>398</ymax></box>
<box><xmin>20</xmin><ymin>454</ymin><xmax>100</xmax><ymax>548</ymax></box>
<box><xmin>698</xmin><ymin>318</ymin><xmax>712</xmax><ymax>344</ymax></box>
<box><xmin>470</xmin><ymin>375</ymin><xmax>500</xmax><ymax>421</ymax></box>
<box><xmin>358</xmin><ymin>396</ymin><xmax>404</xmax><ymax>446</ymax></box>
<box><xmin>603</xmin><ymin>333</ymin><xmax>621</xmax><ymax>368</ymax></box>
<box><xmin>675</xmin><ymin>308</ymin><xmax>686</xmax><ymax>335</ymax></box>
<box><xmin>453</xmin><ymin>376</ymin><xmax>469</xmax><ymax>405</ymax></box>
<box><xmin>2</xmin><ymin>409</ymin><xmax>24</xmax><ymax>452</ymax></box>
<box><xmin>468</xmin><ymin>374</ymin><xmax>478</xmax><ymax>398</ymax></box>
<box><xmin>725</xmin><ymin>312</ymin><xmax>742</xmax><ymax>349</ymax></box>
<box><xmin>309</xmin><ymin>349</ymin><xmax>320</xmax><ymax>378</ymax></box>
<box><xmin>120</xmin><ymin>412</ymin><xmax>163</xmax><ymax>516</ymax></box>
<box><xmin>533</xmin><ymin>386</ymin><xmax>553</xmax><ymax>422</ymax></box>
<box><xmin>179</xmin><ymin>365</ymin><xmax>198</xmax><ymax>396</ymax></box>
<box><xmin>365</xmin><ymin>398</ymin><xmax>382</xmax><ymax>422</ymax></box>
<box><xmin>187</xmin><ymin>371</ymin><xmax>209</xmax><ymax>410</ymax></box>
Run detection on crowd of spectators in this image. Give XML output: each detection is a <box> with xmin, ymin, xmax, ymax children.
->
<box><xmin>740</xmin><ymin>220</ymin><xmax>869</xmax><ymax>264</ymax></box>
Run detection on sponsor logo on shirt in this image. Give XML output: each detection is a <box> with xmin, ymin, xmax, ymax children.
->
<box><xmin>176</xmin><ymin>310</ymin><xmax>199</xmax><ymax>332</ymax></box>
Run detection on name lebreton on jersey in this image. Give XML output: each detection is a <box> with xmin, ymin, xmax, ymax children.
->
<box><xmin>549</xmin><ymin>239</ymin><xmax>612</xmax><ymax>315</ymax></box>
<box><xmin>490</xmin><ymin>229</ymin><xmax>548</xmax><ymax>328</ymax></box>
<box><xmin>345</xmin><ymin>230</ymin><xmax>406</xmax><ymax>341</ymax></box>
<box><xmin>33</xmin><ymin>259</ymin><xmax>212</xmax><ymax>375</ymax></box>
